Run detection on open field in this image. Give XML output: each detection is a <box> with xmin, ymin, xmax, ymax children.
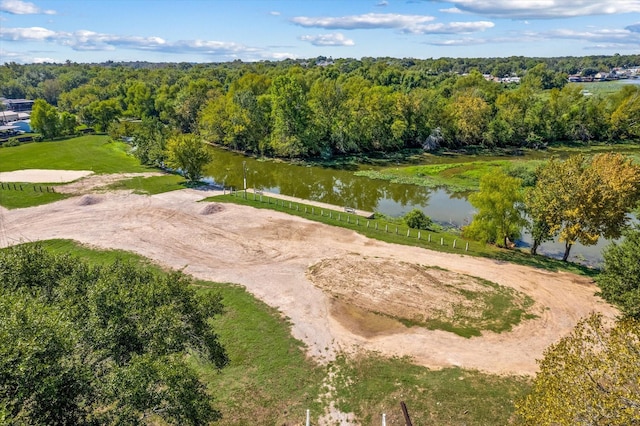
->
<box><xmin>28</xmin><ymin>239</ymin><xmax>532</xmax><ymax>425</ymax></box>
<box><xmin>0</xmin><ymin>139</ymin><xmax>618</xmax><ymax>424</ymax></box>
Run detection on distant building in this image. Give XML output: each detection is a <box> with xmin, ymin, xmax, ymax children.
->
<box><xmin>0</xmin><ymin>98</ymin><xmax>34</xmax><ymax>112</ymax></box>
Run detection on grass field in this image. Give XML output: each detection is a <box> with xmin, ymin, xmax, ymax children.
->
<box><xmin>106</xmin><ymin>174</ymin><xmax>187</xmax><ymax>194</ymax></box>
<box><xmin>0</xmin><ymin>134</ymin><xmax>149</xmax><ymax>173</ymax></box>
<box><xmin>28</xmin><ymin>239</ymin><xmax>531</xmax><ymax>425</ymax></box>
<box><xmin>0</xmin><ymin>183</ymin><xmax>67</xmax><ymax>209</ymax></box>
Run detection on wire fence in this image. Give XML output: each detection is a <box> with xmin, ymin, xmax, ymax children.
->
<box><xmin>225</xmin><ymin>188</ymin><xmax>474</xmax><ymax>254</ymax></box>
<box><xmin>0</xmin><ymin>182</ymin><xmax>56</xmax><ymax>193</ymax></box>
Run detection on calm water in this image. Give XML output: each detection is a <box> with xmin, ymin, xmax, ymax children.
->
<box><xmin>203</xmin><ymin>145</ymin><xmax>635</xmax><ymax>266</ymax></box>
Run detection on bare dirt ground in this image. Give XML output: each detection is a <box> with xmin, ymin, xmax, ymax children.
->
<box><xmin>0</xmin><ymin>171</ymin><xmax>617</xmax><ymax>377</ymax></box>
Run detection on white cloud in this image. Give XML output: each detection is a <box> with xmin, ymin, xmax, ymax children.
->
<box><xmin>432</xmin><ymin>0</ymin><xmax>640</xmax><ymax>19</ymax></box>
<box><xmin>544</xmin><ymin>27</ymin><xmax>640</xmax><ymax>44</ymax></box>
<box><xmin>0</xmin><ymin>26</ymin><xmax>60</xmax><ymax>40</ymax></box>
<box><xmin>0</xmin><ymin>25</ymin><xmax>264</xmax><ymax>57</ymax></box>
<box><xmin>376</xmin><ymin>1</ymin><xmax>389</xmax><ymax>6</ymax></box>
<box><xmin>439</xmin><ymin>7</ymin><xmax>464</xmax><ymax>14</ymax></box>
<box><xmin>291</xmin><ymin>13</ymin><xmax>436</xmax><ymax>30</ymax></box>
<box><xmin>407</xmin><ymin>20</ymin><xmax>494</xmax><ymax>34</ymax></box>
<box><xmin>0</xmin><ymin>0</ymin><xmax>55</xmax><ymax>15</ymax></box>
<box><xmin>269</xmin><ymin>11</ymin><xmax>281</xmax><ymax>16</ymax></box>
<box><xmin>299</xmin><ymin>33</ymin><xmax>355</xmax><ymax>46</ymax></box>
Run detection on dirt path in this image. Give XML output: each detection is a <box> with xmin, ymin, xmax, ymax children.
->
<box><xmin>0</xmin><ymin>172</ymin><xmax>617</xmax><ymax>376</ymax></box>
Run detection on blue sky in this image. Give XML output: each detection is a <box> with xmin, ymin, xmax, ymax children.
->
<box><xmin>1</xmin><ymin>0</ymin><xmax>639</xmax><ymax>64</ymax></box>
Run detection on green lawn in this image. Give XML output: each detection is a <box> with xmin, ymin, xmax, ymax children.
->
<box><xmin>26</xmin><ymin>239</ymin><xmax>531</xmax><ymax>425</ymax></box>
<box><xmin>106</xmin><ymin>174</ymin><xmax>187</xmax><ymax>194</ymax></box>
<box><xmin>0</xmin><ymin>184</ymin><xmax>68</xmax><ymax>209</ymax></box>
<box><xmin>0</xmin><ymin>134</ymin><xmax>150</xmax><ymax>173</ymax></box>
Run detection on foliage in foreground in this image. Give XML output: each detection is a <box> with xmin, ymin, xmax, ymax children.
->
<box><xmin>0</xmin><ymin>244</ymin><xmax>227</xmax><ymax>425</ymax></box>
<box><xmin>517</xmin><ymin>313</ymin><xmax>640</xmax><ymax>425</ymax></box>
<box><xmin>596</xmin><ymin>227</ymin><xmax>640</xmax><ymax>318</ymax></box>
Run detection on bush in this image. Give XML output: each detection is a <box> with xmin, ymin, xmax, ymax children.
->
<box><xmin>404</xmin><ymin>209</ymin><xmax>433</xmax><ymax>230</ymax></box>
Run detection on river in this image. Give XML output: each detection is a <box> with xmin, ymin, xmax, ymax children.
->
<box><xmin>203</xmin><ymin>145</ymin><xmax>636</xmax><ymax>266</ymax></box>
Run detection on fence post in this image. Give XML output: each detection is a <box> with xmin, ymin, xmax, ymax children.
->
<box><xmin>428</xmin><ymin>234</ymin><xmax>431</xmax><ymax>242</ymax></box>
<box><xmin>440</xmin><ymin>237</ymin><xmax>444</xmax><ymax>246</ymax></box>
<box><xmin>466</xmin><ymin>242</ymin><xmax>469</xmax><ymax>251</ymax></box>
<box><xmin>385</xmin><ymin>224</ymin><xmax>388</xmax><ymax>232</ymax></box>
<box><xmin>453</xmin><ymin>239</ymin><xmax>457</xmax><ymax>248</ymax></box>
<box><xmin>407</xmin><ymin>229</ymin><xmax>410</xmax><ymax>237</ymax></box>
<box><xmin>418</xmin><ymin>231</ymin><xmax>421</xmax><ymax>240</ymax></box>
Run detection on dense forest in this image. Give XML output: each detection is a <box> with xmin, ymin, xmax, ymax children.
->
<box><xmin>2</xmin><ymin>54</ymin><xmax>639</xmax><ymax>159</ymax></box>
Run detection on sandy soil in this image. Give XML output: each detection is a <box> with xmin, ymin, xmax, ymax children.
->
<box><xmin>0</xmin><ymin>169</ymin><xmax>94</xmax><ymax>183</ymax></box>
<box><xmin>0</xmin><ymin>171</ymin><xmax>617</xmax><ymax>376</ymax></box>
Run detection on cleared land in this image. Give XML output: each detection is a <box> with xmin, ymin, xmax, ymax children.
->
<box><xmin>0</xmin><ymin>169</ymin><xmax>616</xmax><ymax>376</ymax></box>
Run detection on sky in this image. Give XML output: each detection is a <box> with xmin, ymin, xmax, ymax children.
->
<box><xmin>1</xmin><ymin>0</ymin><xmax>639</xmax><ymax>64</ymax></box>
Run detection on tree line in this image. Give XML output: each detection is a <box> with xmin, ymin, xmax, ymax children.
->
<box><xmin>6</xmin><ymin>57</ymin><xmax>639</xmax><ymax>159</ymax></box>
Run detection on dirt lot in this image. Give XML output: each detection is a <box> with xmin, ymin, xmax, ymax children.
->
<box><xmin>0</xmin><ymin>170</ymin><xmax>617</xmax><ymax>376</ymax></box>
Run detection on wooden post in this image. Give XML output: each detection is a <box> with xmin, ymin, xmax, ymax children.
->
<box><xmin>453</xmin><ymin>239</ymin><xmax>457</xmax><ymax>248</ymax></box>
<box><xmin>395</xmin><ymin>226</ymin><xmax>398</xmax><ymax>234</ymax></box>
<box><xmin>441</xmin><ymin>237</ymin><xmax>444</xmax><ymax>245</ymax></box>
<box><xmin>385</xmin><ymin>224</ymin><xmax>388</xmax><ymax>232</ymax></box>
<box><xmin>418</xmin><ymin>231</ymin><xmax>421</xmax><ymax>240</ymax></box>
<box><xmin>306</xmin><ymin>409</ymin><xmax>310</xmax><ymax>426</ymax></box>
<box><xmin>407</xmin><ymin>229</ymin><xmax>410</xmax><ymax>237</ymax></box>
<box><xmin>356</xmin><ymin>218</ymin><xmax>359</xmax><ymax>226</ymax></box>
<box><xmin>367</xmin><ymin>221</ymin><xmax>370</xmax><ymax>228</ymax></box>
<box><xmin>466</xmin><ymin>242</ymin><xmax>469</xmax><ymax>251</ymax></box>
<box><xmin>428</xmin><ymin>234</ymin><xmax>431</xmax><ymax>242</ymax></box>
<box><xmin>400</xmin><ymin>401</ymin><xmax>413</xmax><ymax>426</ymax></box>
<box><xmin>375</xmin><ymin>222</ymin><xmax>378</xmax><ymax>230</ymax></box>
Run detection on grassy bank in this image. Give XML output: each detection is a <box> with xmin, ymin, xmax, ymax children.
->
<box><xmin>24</xmin><ymin>239</ymin><xmax>531</xmax><ymax>425</ymax></box>
<box><xmin>0</xmin><ymin>134</ymin><xmax>149</xmax><ymax>173</ymax></box>
<box><xmin>208</xmin><ymin>192</ymin><xmax>597</xmax><ymax>276</ymax></box>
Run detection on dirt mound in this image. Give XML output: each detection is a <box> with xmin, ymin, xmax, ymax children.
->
<box><xmin>77</xmin><ymin>195</ymin><xmax>102</xmax><ymax>206</ymax></box>
<box><xmin>307</xmin><ymin>254</ymin><xmax>534</xmax><ymax>336</ymax></box>
<box><xmin>200</xmin><ymin>203</ymin><xmax>225</xmax><ymax>215</ymax></box>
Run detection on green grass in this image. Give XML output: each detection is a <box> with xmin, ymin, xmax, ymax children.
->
<box><xmin>0</xmin><ymin>184</ymin><xmax>68</xmax><ymax>209</ymax></box>
<box><xmin>415</xmin><ymin>275</ymin><xmax>536</xmax><ymax>338</ymax></box>
<box><xmin>208</xmin><ymin>192</ymin><xmax>599</xmax><ymax>276</ymax></box>
<box><xmin>192</xmin><ymin>283</ymin><xmax>326</xmax><ymax>425</ymax></box>
<box><xmin>331</xmin><ymin>353</ymin><xmax>530</xmax><ymax>425</ymax></box>
<box><xmin>106</xmin><ymin>174</ymin><xmax>187</xmax><ymax>194</ymax></box>
<box><xmin>0</xmin><ymin>134</ymin><xmax>150</xmax><ymax>173</ymax></box>
<box><xmin>23</xmin><ymin>239</ymin><xmax>532</xmax><ymax>425</ymax></box>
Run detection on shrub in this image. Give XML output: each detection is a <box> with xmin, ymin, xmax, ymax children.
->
<box><xmin>404</xmin><ymin>209</ymin><xmax>433</xmax><ymax>230</ymax></box>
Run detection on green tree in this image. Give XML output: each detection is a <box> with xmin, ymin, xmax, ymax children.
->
<box><xmin>404</xmin><ymin>209</ymin><xmax>433</xmax><ymax>230</ymax></box>
<box><xmin>596</xmin><ymin>227</ymin><xmax>640</xmax><ymax>318</ymax></box>
<box><xmin>59</xmin><ymin>111</ymin><xmax>77</xmax><ymax>136</ymax></box>
<box><xmin>269</xmin><ymin>74</ymin><xmax>312</xmax><ymax>157</ymax></box>
<box><xmin>464</xmin><ymin>171</ymin><xmax>525</xmax><ymax>248</ymax></box>
<box><xmin>517</xmin><ymin>314</ymin><xmax>640</xmax><ymax>425</ymax></box>
<box><xmin>30</xmin><ymin>98</ymin><xmax>60</xmax><ymax>139</ymax></box>
<box><xmin>0</xmin><ymin>243</ymin><xmax>227</xmax><ymax>425</ymax></box>
<box><xmin>529</xmin><ymin>154</ymin><xmax>640</xmax><ymax>261</ymax></box>
<box><xmin>165</xmin><ymin>134</ymin><xmax>212</xmax><ymax>182</ymax></box>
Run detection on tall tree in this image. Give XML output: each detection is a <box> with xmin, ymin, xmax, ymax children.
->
<box><xmin>269</xmin><ymin>74</ymin><xmax>312</xmax><ymax>157</ymax></box>
<box><xmin>517</xmin><ymin>314</ymin><xmax>640</xmax><ymax>425</ymax></box>
<box><xmin>165</xmin><ymin>134</ymin><xmax>212</xmax><ymax>182</ymax></box>
<box><xmin>529</xmin><ymin>154</ymin><xmax>640</xmax><ymax>261</ymax></box>
<box><xmin>30</xmin><ymin>99</ymin><xmax>60</xmax><ymax>139</ymax></box>
<box><xmin>464</xmin><ymin>170</ymin><xmax>526</xmax><ymax>248</ymax></box>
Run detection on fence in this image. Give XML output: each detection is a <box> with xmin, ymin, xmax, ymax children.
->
<box><xmin>0</xmin><ymin>182</ymin><xmax>56</xmax><ymax>193</ymax></box>
<box><xmin>225</xmin><ymin>189</ymin><xmax>473</xmax><ymax>253</ymax></box>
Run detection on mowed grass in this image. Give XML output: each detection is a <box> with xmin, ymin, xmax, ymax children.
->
<box><xmin>0</xmin><ymin>135</ymin><xmax>149</xmax><ymax>173</ymax></box>
<box><xmin>107</xmin><ymin>174</ymin><xmax>187</xmax><ymax>194</ymax></box>
<box><xmin>24</xmin><ymin>239</ymin><xmax>532</xmax><ymax>425</ymax></box>
<box><xmin>0</xmin><ymin>184</ymin><xmax>68</xmax><ymax>209</ymax></box>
